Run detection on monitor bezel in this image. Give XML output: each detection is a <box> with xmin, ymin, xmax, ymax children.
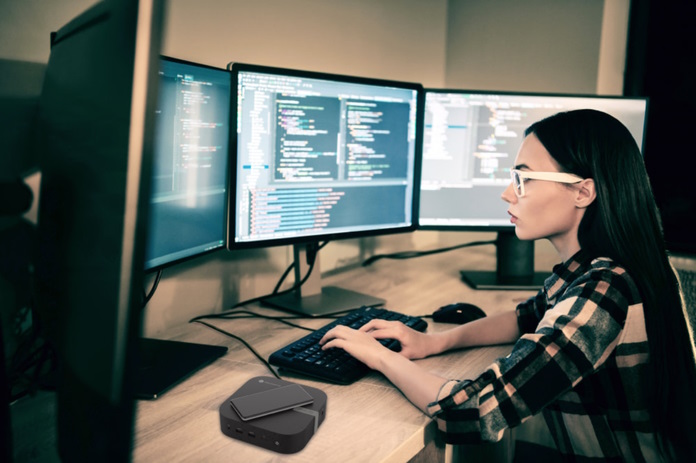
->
<box><xmin>227</xmin><ymin>62</ymin><xmax>425</xmax><ymax>250</ymax></box>
<box><xmin>418</xmin><ymin>88</ymin><xmax>649</xmax><ymax>233</ymax></box>
<box><xmin>144</xmin><ymin>55</ymin><xmax>232</xmax><ymax>272</ymax></box>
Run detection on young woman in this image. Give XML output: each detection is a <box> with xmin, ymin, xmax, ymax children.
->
<box><xmin>320</xmin><ymin>109</ymin><xmax>696</xmax><ymax>462</ymax></box>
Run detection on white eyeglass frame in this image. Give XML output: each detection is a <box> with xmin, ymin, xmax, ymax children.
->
<box><xmin>510</xmin><ymin>169</ymin><xmax>584</xmax><ymax>197</ymax></box>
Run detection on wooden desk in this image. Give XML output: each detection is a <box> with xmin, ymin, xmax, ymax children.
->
<box><xmin>132</xmin><ymin>250</ymin><xmax>537</xmax><ymax>462</ymax></box>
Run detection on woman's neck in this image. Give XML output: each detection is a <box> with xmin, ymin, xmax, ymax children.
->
<box><xmin>549</xmin><ymin>235</ymin><xmax>581</xmax><ymax>263</ymax></box>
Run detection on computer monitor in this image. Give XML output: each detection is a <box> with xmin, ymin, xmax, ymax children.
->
<box><xmin>145</xmin><ymin>56</ymin><xmax>230</xmax><ymax>271</ymax></box>
<box><xmin>133</xmin><ymin>56</ymin><xmax>231</xmax><ymax>400</ymax></box>
<box><xmin>419</xmin><ymin>90</ymin><xmax>648</xmax><ymax>289</ymax></box>
<box><xmin>228</xmin><ymin>63</ymin><xmax>424</xmax><ymax>315</ymax></box>
<box><xmin>32</xmin><ymin>0</ymin><xmax>164</xmax><ymax>461</ymax></box>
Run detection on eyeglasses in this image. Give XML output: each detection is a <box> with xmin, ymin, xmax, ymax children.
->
<box><xmin>510</xmin><ymin>169</ymin><xmax>584</xmax><ymax>197</ymax></box>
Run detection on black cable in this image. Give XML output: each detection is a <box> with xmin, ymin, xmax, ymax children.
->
<box><xmin>190</xmin><ymin>309</ymin><xmax>323</xmax><ymax>330</ymax></box>
<box><xmin>142</xmin><ymin>269</ymin><xmax>163</xmax><ymax>308</ymax></box>
<box><xmin>7</xmin><ymin>331</ymin><xmax>55</xmax><ymax>401</ymax></box>
<box><xmin>206</xmin><ymin>241</ymin><xmax>329</xmax><ymax>315</ymax></box>
<box><xmin>192</xmin><ymin>320</ymin><xmax>282</xmax><ymax>380</ymax></box>
<box><xmin>272</xmin><ymin>241</ymin><xmax>329</xmax><ymax>294</ymax></box>
<box><xmin>361</xmin><ymin>239</ymin><xmax>497</xmax><ymax>266</ymax></box>
<box><xmin>10</xmin><ymin>261</ymin><xmax>57</xmax><ymax>401</ymax></box>
<box><xmin>272</xmin><ymin>261</ymin><xmax>295</xmax><ymax>295</ymax></box>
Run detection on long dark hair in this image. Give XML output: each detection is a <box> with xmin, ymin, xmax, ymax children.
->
<box><xmin>527</xmin><ymin>109</ymin><xmax>696</xmax><ymax>461</ymax></box>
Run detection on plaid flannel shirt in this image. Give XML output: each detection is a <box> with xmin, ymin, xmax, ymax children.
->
<box><xmin>428</xmin><ymin>250</ymin><xmax>661</xmax><ymax>462</ymax></box>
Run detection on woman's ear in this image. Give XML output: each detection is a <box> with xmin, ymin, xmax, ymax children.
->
<box><xmin>575</xmin><ymin>178</ymin><xmax>596</xmax><ymax>209</ymax></box>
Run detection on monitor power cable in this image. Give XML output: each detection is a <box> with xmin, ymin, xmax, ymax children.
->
<box><xmin>361</xmin><ymin>239</ymin><xmax>497</xmax><ymax>266</ymax></box>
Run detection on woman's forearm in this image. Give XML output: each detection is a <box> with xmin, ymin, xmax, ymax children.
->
<box><xmin>374</xmin><ymin>311</ymin><xmax>520</xmax><ymax>413</ymax></box>
<box><xmin>376</xmin><ymin>349</ymin><xmax>455</xmax><ymax>413</ymax></box>
<box><xmin>430</xmin><ymin>310</ymin><xmax>521</xmax><ymax>354</ymax></box>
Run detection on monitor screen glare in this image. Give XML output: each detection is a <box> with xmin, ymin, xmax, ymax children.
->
<box><xmin>144</xmin><ymin>57</ymin><xmax>231</xmax><ymax>271</ymax></box>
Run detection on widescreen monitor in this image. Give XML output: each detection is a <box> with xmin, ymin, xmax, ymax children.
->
<box><xmin>419</xmin><ymin>90</ymin><xmax>648</xmax><ymax>289</ymax></box>
<box><xmin>229</xmin><ymin>63</ymin><xmax>424</xmax><ymax>314</ymax></box>
<box><xmin>145</xmin><ymin>56</ymin><xmax>230</xmax><ymax>271</ymax></box>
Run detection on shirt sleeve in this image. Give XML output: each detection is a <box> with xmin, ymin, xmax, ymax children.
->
<box><xmin>428</xmin><ymin>264</ymin><xmax>634</xmax><ymax>444</ymax></box>
<box><xmin>515</xmin><ymin>291</ymin><xmax>546</xmax><ymax>334</ymax></box>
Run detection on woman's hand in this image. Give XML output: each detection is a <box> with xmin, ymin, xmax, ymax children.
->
<box><xmin>319</xmin><ymin>320</ymin><xmax>438</xmax><ymax>371</ymax></box>
<box><xmin>319</xmin><ymin>325</ymin><xmax>396</xmax><ymax>371</ymax></box>
<box><xmin>358</xmin><ymin>319</ymin><xmax>438</xmax><ymax>360</ymax></box>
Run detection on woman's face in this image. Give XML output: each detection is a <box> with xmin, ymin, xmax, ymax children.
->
<box><xmin>501</xmin><ymin>133</ymin><xmax>585</xmax><ymax>255</ymax></box>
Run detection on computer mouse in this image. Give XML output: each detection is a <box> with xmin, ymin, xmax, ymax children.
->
<box><xmin>432</xmin><ymin>302</ymin><xmax>486</xmax><ymax>324</ymax></box>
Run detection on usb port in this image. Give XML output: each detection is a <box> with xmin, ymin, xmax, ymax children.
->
<box><xmin>248</xmin><ymin>432</ymin><xmax>256</xmax><ymax>438</ymax></box>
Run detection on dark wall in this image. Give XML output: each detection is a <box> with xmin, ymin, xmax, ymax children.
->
<box><xmin>0</xmin><ymin>59</ymin><xmax>46</xmax><ymax>177</ymax></box>
<box><xmin>624</xmin><ymin>1</ymin><xmax>696</xmax><ymax>255</ymax></box>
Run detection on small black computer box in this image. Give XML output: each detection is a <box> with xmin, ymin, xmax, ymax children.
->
<box><xmin>219</xmin><ymin>376</ymin><xmax>327</xmax><ymax>454</ymax></box>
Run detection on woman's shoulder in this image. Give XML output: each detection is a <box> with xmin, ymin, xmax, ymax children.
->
<box><xmin>576</xmin><ymin>256</ymin><xmax>642</xmax><ymax>303</ymax></box>
<box><xmin>586</xmin><ymin>256</ymin><xmax>629</xmax><ymax>277</ymax></box>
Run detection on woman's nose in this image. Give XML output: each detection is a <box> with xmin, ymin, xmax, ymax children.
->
<box><xmin>501</xmin><ymin>182</ymin><xmax>517</xmax><ymax>204</ymax></box>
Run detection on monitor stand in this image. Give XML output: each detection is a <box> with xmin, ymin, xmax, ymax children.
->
<box><xmin>134</xmin><ymin>338</ymin><xmax>227</xmax><ymax>399</ymax></box>
<box><xmin>262</xmin><ymin>243</ymin><xmax>385</xmax><ymax>317</ymax></box>
<box><xmin>460</xmin><ymin>232</ymin><xmax>549</xmax><ymax>290</ymax></box>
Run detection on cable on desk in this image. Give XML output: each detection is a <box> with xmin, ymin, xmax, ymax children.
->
<box><xmin>361</xmin><ymin>239</ymin><xmax>497</xmax><ymax>266</ymax></box>
<box><xmin>192</xmin><ymin>319</ymin><xmax>282</xmax><ymax>380</ymax></box>
<box><xmin>189</xmin><ymin>309</ymin><xmax>345</xmax><ymax>330</ymax></box>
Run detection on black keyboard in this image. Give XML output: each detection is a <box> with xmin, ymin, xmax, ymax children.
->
<box><xmin>269</xmin><ymin>307</ymin><xmax>427</xmax><ymax>385</ymax></box>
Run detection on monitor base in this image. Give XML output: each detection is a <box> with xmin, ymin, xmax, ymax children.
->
<box><xmin>262</xmin><ymin>286</ymin><xmax>384</xmax><ymax>317</ymax></box>
<box><xmin>460</xmin><ymin>270</ymin><xmax>548</xmax><ymax>291</ymax></box>
<box><xmin>134</xmin><ymin>338</ymin><xmax>228</xmax><ymax>400</ymax></box>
